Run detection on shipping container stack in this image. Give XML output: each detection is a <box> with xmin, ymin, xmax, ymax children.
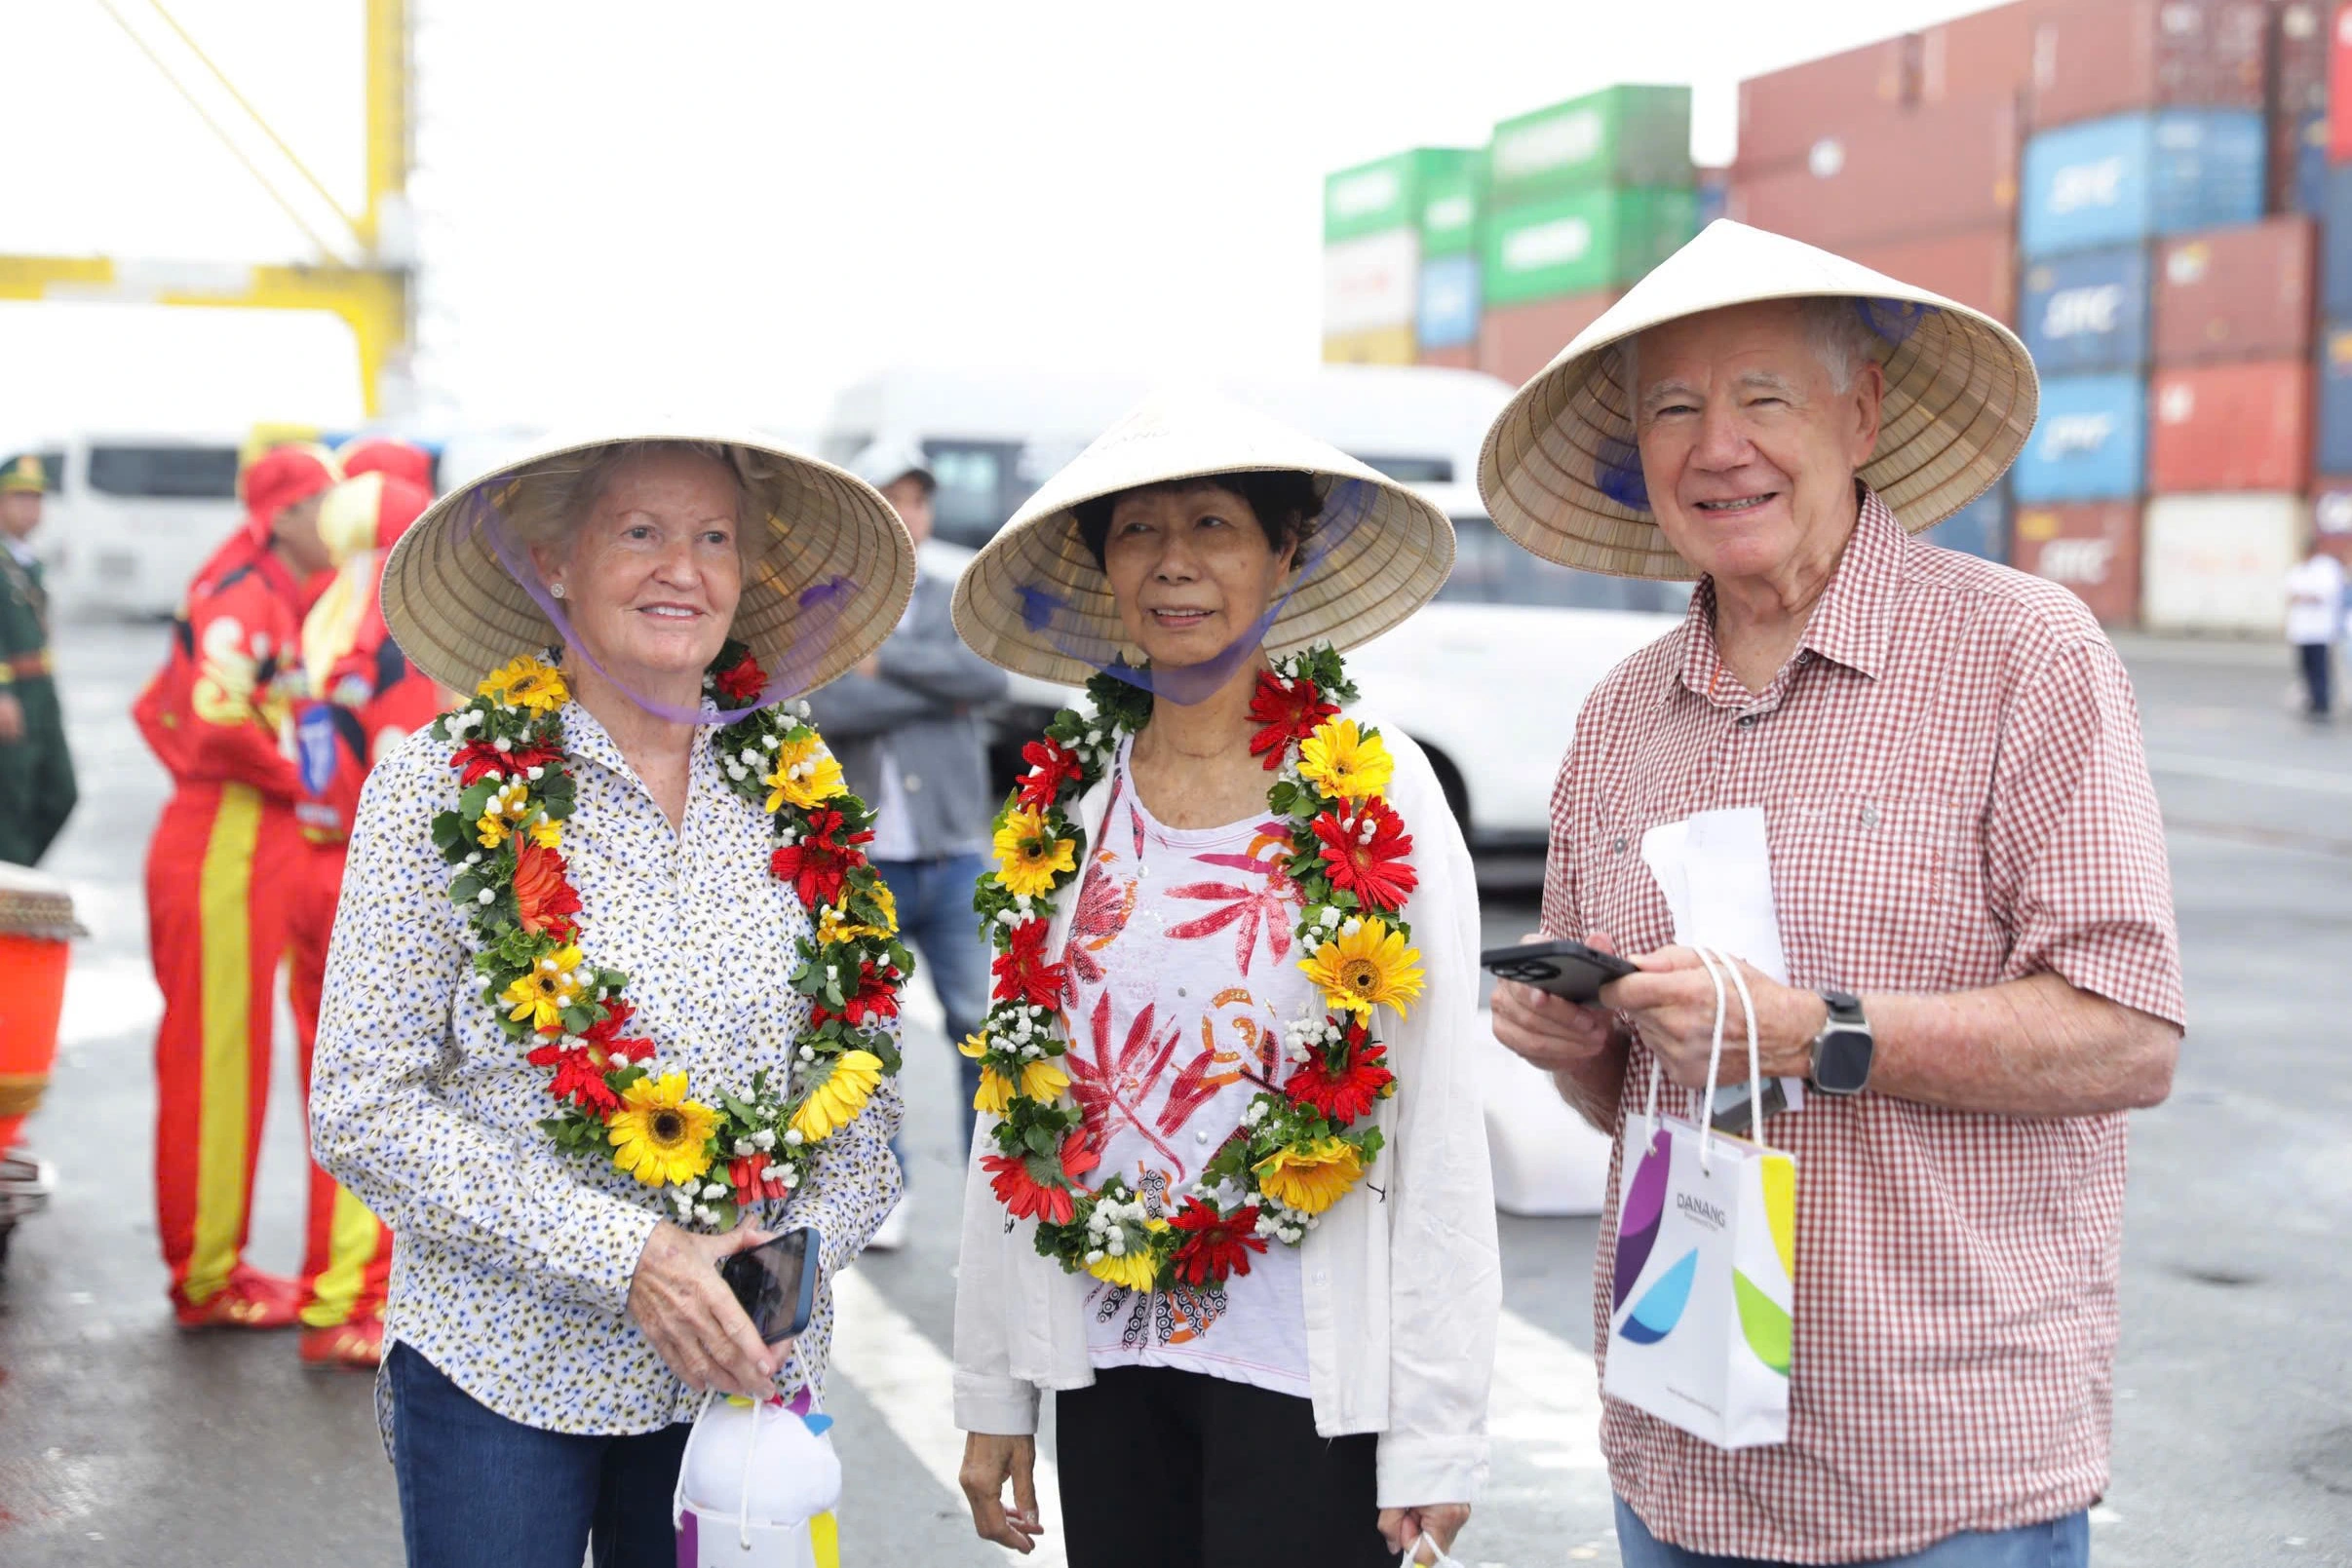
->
<box><xmin>1475</xmin><ymin>87</ymin><xmax>1700</xmax><ymax>388</ymax></box>
<box><xmin>1321</xmin><ymin>148</ymin><xmax>1482</xmax><ymax>368</ymax></box>
<box><xmin>2312</xmin><ymin>1</ymin><xmax>2352</xmax><ymax>571</ymax></box>
<box><xmin>1727</xmin><ymin>5</ymin><xmax>2040</xmax><ymax>562</ymax></box>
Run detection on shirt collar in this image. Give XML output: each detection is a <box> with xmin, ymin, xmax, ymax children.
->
<box><xmin>1675</xmin><ymin>483</ymin><xmax>1906</xmax><ymax>700</ymax></box>
<box><xmin>557</xmin><ymin>698</ymin><xmax>726</xmax><ymax>792</ymax></box>
<box><xmin>2</xmin><ymin>536</ymin><xmax>34</xmax><ymax>567</ymax></box>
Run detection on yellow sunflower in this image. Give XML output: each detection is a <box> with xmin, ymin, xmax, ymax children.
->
<box><xmin>991</xmin><ymin>807</ymin><xmax>1077</xmax><ymax>899</ymax></box>
<box><xmin>1253</xmin><ymin>1137</ymin><xmax>1366</xmax><ymax>1215</ymax></box>
<box><xmin>607</xmin><ymin>1071</ymin><xmax>718</xmax><ymax>1187</ymax></box>
<box><xmin>1299</xmin><ymin>918</ymin><xmax>1425</xmax><ymax>1018</ymax></box>
<box><xmin>1296</xmin><ymin>718</ymin><xmax>1394</xmax><ymax>803</ymax></box>
<box><xmin>763</xmin><ymin>733</ymin><xmax>847</xmax><ymax>813</ymax></box>
<box><xmin>789</xmin><ymin>1050</ymin><xmax>884</xmax><ymax>1142</ymax></box>
<box><xmin>974</xmin><ymin>1056</ymin><xmax>1071</xmax><ymax>1115</ymax></box>
<box><xmin>480</xmin><ymin>655</ymin><xmax>569</xmax><ymax>713</ymax></box>
<box><xmin>500</xmin><ymin>944</ymin><xmax>585</xmax><ymax>1031</ymax></box>
<box><xmin>1084</xmin><ymin>1219</ymin><xmax>1169</xmax><ymax>1292</ymax></box>
<box><xmin>475</xmin><ymin>780</ymin><xmax>532</xmax><ymax>848</ymax></box>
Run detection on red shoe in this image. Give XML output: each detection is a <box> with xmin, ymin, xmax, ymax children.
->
<box><xmin>299</xmin><ymin>1315</ymin><xmax>385</xmax><ymax>1370</ymax></box>
<box><xmin>173</xmin><ymin>1266</ymin><xmax>304</xmax><ymax>1330</ymax></box>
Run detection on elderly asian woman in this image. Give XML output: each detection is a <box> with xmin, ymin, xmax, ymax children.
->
<box><xmin>311</xmin><ymin>433</ymin><xmax>916</xmax><ymax>1568</ymax></box>
<box><xmin>945</xmin><ymin>395</ymin><xmax>1500</xmax><ymax>1568</ymax></box>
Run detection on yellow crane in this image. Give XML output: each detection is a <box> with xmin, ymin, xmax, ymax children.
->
<box><xmin>0</xmin><ymin>0</ymin><xmax>413</xmax><ymax>418</ymax></box>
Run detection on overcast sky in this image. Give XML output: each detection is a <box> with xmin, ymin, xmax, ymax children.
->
<box><xmin>0</xmin><ymin>0</ymin><xmax>2003</xmax><ymax>445</ymax></box>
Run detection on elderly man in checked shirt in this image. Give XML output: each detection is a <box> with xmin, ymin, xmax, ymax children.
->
<box><xmin>1484</xmin><ymin>223</ymin><xmax>2186</xmax><ymax>1567</ymax></box>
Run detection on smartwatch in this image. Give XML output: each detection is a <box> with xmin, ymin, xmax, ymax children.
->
<box><xmin>1808</xmin><ymin>989</ymin><xmax>1874</xmax><ymax>1096</ymax></box>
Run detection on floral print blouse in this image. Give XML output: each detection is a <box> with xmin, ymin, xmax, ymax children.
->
<box><xmin>311</xmin><ymin>701</ymin><xmax>902</xmax><ymax>1444</ymax></box>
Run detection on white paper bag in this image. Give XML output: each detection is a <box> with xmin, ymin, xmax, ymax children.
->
<box><xmin>1600</xmin><ymin>949</ymin><xmax>1797</xmax><ymax>1450</ymax></box>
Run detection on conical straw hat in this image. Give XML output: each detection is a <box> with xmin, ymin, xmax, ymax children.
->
<box><xmin>381</xmin><ymin>427</ymin><xmax>914</xmax><ymax>697</ymax></box>
<box><xmin>1478</xmin><ymin>219</ymin><xmax>2039</xmax><ymax>581</ymax></box>
<box><xmin>951</xmin><ymin>391</ymin><xmax>1455</xmax><ymax>687</ymax></box>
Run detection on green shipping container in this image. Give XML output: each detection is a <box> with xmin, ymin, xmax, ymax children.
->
<box><xmin>1416</xmin><ymin>154</ymin><xmax>1484</xmax><ymax>257</ymax></box>
<box><xmin>1487</xmin><ymin>85</ymin><xmax>1693</xmax><ymax>204</ymax></box>
<box><xmin>1324</xmin><ymin>147</ymin><xmax>1481</xmax><ymax>244</ymax></box>
<box><xmin>1481</xmin><ymin>188</ymin><xmax>1700</xmax><ymax>306</ymax></box>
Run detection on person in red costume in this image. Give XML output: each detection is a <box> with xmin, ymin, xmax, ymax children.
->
<box><xmin>135</xmin><ymin>442</ymin><xmax>341</xmax><ymax>1328</ymax></box>
<box><xmin>286</xmin><ymin>455</ymin><xmax>444</xmax><ymax>1367</ymax></box>
<box><xmin>335</xmin><ymin>434</ymin><xmax>435</xmax><ymax>492</ymax></box>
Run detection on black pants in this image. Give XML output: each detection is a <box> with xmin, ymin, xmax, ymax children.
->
<box><xmin>1056</xmin><ymin>1365</ymin><xmax>1391</xmax><ymax>1568</ymax></box>
<box><xmin>2299</xmin><ymin>641</ymin><xmax>2333</xmax><ymax>716</ymax></box>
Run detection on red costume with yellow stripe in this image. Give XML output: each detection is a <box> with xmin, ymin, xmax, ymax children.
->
<box><xmin>285</xmin><ymin>452</ymin><xmax>441</xmax><ymax>1361</ymax></box>
<box><xmin>135</xmin><ymin>445</ymin><xmax>338</xmax><ymax>1325</ymax></box>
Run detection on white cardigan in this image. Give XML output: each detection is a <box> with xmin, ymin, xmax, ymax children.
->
<box><xmin>950</xmin><ymin>711</ymin><xmax>1500</xmax><ymax>1508</ymax></box>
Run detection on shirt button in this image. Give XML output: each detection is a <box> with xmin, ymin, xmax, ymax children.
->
<box><xmin>1611</xmin><ymin>837</ymin><xmax>1628</xmax><ymax>855</ymax></box>
<box><xmin>1736</xmin><ymin>713</ymin><xmax>1758</xmax><ymax>729</ymax></box>
<box><xmin>1195</xmin><ymin>1129</ymin><xmax>1211</xmax><ymax>1144</ymax></box>
<box><xmin>904</xmin><ymin>774</ymin><xmax>923</xmax><ymax>792</ymax></box>
<box><xmin>1860</xmin><ymin>805</ymin><xmax>1879</xmax><ymax>828</ymax></box>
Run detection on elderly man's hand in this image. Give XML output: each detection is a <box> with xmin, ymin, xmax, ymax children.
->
<box><xmin>1380</xmin><ymin>1503</ymin><xmax>1471</xmax><ymax>1562</ymax></box>
<box><xmin>1602</xmin><ymin>947</ymin><xmax>1825</xmax><ymax>1090</ymax></box>
<box><xmin>1489</xmin><ymin>932</ymin><xmax>1627</xmax><ymax>1072</ymax></box>
<box><xmin>627</xmin><ymin>1221</ymin><xmax>783</xmax><ymax>1397</ymax></box>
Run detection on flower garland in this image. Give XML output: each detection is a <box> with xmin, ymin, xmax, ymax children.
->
<box><xmin>430</xmin><ymin>644</ymin><xmax>910</xmax><ymax>1231</ymax></box>
<box><xmin>968</xmin><ymin>645</ymin><xmax>1424</xmax><ymax>1292</ymax></box>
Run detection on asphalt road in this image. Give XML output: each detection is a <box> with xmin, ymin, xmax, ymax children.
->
<box><xmin>1</xmin><ymin>614</ymin><xmax>2348</xmax><ymax>1566</ymax></box>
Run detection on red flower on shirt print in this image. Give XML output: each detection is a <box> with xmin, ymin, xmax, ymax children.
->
<box><xmin>1163</xmin><ymin>827</ymin><xmax>1297</xmax><ymax>976</ymax></box>
<box><xmin>1153</xmin><ymin>995</ymin><xmax>1274</xmax><ymax>1138</ymax></box>
<box><xmin>1065</xmin><ymin>989</ymin><xmax>1192</xmax><ymax>1172</ymax></box>
<box><xmin>1061</xmin><ymin>860</ymin><xmax>1138</xmax><ymax>993</ymax></box>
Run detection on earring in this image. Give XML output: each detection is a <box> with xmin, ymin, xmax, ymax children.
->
<box><xmin>550</xmin><ymin>582</ymin><xmax>565</xmax><ymax>598</ymax></box>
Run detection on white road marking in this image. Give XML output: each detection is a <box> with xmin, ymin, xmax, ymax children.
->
<box><xmin>2146</xmin><ymin>750</ymin><xmax>2352</xmax><ymax>798</ymax></box>
<box><xmin>1489</xmin><ymin>1307</ymin><xmax>1605</xmax><ymax>1472</ymax></box>
<box><xmin>829</xmin><ymin>1267</ymin><xmax>1066</xmax><ymax>1567</ymax></box>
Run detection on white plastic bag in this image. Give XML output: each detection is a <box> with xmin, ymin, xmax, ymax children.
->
<box><xmin>1401</xmin><ymin>1531</ymin><xmax>1465</xmax><ymax>1567</ymax></box>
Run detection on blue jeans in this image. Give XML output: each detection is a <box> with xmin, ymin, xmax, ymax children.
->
<box><xmin>388</xmin><ymin>1341</ymin><xmax>690</xmax><ymax>1568</ymax></box>
<box><xmin>1614</xmin><ymin>1498</ymin><xmax>2089</xmax><ymax>1568</ymax></box>
<box><xmin>871</xmin><ymin>852</ymin><xmax>990</xmax><ymax>1159</ymax></box>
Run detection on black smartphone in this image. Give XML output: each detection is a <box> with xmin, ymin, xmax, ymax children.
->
<box><xmin>718</xmin><ymin>1226</ymin><xmax>823</xmax><ymax>1346</ymax></box>
<box><xmin>1482</xmin><ymin>937</ymin><xmax>1639</xmax><ymax>1004</ymax></box>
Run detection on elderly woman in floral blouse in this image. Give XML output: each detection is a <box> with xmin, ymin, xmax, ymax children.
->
<box><xmin>312</xmin><ymin>432</ymin><xmax>915</xmax><ymax>1568</ymax></box>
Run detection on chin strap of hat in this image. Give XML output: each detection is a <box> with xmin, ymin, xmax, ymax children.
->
<box><xmin>1014</xmin><ymin>476</ymin><xmax>1377</xmax><ymax>707</ymax></box>
<box><xmin>454</xmin><ymin>486</ymin><xmax>855</xmax><ymax>725</ymax></box>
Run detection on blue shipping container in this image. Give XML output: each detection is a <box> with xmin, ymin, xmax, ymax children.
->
<box><xmin>2019</xmin><ymin>111</ymin><xmax>2265</xmax><ymax>259</ymax></box>
<box><xmin>1415</xmin><ymin>255</ymin><xmax>1480</xmax><ymax>350</ymax></box>
<box><xmin>2294</xmin><ymin>111</ymin><xmax>2329</xmax><ymax>219</ymax></box>
<box><xmin>2322</xmin><ymin>167</ymin><xmax>2352</xmax><ymax>319</ymax></box>
<box><xmin>2316</xmin><ymin>324</ymin><xmax>2352</xmax><ymax>476</ymax></box>
<box><xmin>1921</xmin><ymin>487</ymin><xmax>2008</xmax><ymax>561</ymax></box>
<box><xmin>2018</xmin><ymin>249</ymin><xmax>2151</xmax><ymax>376</ymax></box>
<box><xmin>2010</xmin><ymin>374</ymin><xmax>2148</xmax><ymax>504</ymax></box>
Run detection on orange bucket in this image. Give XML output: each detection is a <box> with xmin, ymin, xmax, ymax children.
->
<box><xmin>0</xmin><ymin>865</ymin><xmax>81</xmax><ymax>1159</ymax></box>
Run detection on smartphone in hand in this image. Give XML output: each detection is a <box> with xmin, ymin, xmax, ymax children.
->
<box><xmin>1481</xmin><ymin>937</ymin><xmax>1639</xmax><ymax>1004</ymax></box>
<box><xmin>718</xmin><ymin>1226</ymin><xmax>824</xmax><ymax>1345</ymax></box>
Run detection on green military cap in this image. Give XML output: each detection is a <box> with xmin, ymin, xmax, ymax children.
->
<box><xmin>0</xmin><ymin>455</ymin><xmax>45</xmax><ymax>493</ymax></box>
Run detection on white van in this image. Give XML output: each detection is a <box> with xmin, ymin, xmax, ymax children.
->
<box><xmin>829</xmin><ymin>366</ymin><xmax>1687</xmax><ymax>848</ymax></box>
<box><xmin>42</xmin><ymin>434</ymin><xmax>248</xmax><ymax>617</ymax></box>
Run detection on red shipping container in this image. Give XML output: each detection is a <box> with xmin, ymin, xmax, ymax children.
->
<box><xmin>2029</xmin><ymin>0</ymin><xmax>2268</xmax><ymax>127</ymax></box>
<box><xmin>2332</xmin><ymin>1</ymin><xmax>2352</xmax><ymax>159</ymax></box>
<box><xmin>1417</xmin><ymin>344</ymin><xmax>1478</xmax><ymax>371</ymax></box>
<box><xmin>2152</xmin><ymin>217</ymin><xmax>2317</xmax><ymax>363</ymax></box>
<box><xmin>2276</xmin><ymin>0</ymin><xmax>2333</xmax><ymax>118</ymax></box>
<box><xmin>2011</xmin><ymin>501</ymin><xmax>2144</xmax><ymax>623</ymax></box>
<box><xmin>2147</xmin><ymin>360</ymin><xmax>2315</xmax><ymax>492</ymax></box>
<box><xmin>1845</xmin><ymin>228</ymin><xmax>2019</xmax><ymax>323</ymax></box>
<box><xmin>1738</xmin><ymin>36</ymin><xmax>1919</xmax><ymax>172</ymax></box>
<box><xmin>1727</xmin><ymin>95</ymin><xmax>2020</xmax><ymax>251</ymax></box>
<box><xmin>1918</xmin><ymin>2</ymin><xmax>2042</xmax><ymax>103</ymax></box>
<box><xmin>1478</xmin><ymin>291</ymin><xmax>1622</xmax><ymax>390</ymax></box>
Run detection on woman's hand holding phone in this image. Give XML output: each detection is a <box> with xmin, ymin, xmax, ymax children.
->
<box><xmin>627</xmin><ymin>1221</ymin><xmax>782</xmax><ymax>1396</ymax></box>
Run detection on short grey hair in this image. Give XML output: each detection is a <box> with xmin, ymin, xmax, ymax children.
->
<box><xmin>1621</xmin><ymin>295</ymin><xmax>1889</xmax><ymax>421</ymax></box>
<box><xmin>496</xmin><ymin>439</ymin><xmax>778</xmax><ymax>569</ymax></box>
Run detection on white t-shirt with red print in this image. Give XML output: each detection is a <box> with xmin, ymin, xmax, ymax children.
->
<box><xmin>1064</xmin><ymin>738</ymin><xmax>1313</xmax><ymax>1398</ymax></box>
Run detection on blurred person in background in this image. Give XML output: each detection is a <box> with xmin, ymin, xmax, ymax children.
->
<box><xmin>0</xmin><ymin>452</ymin><xmax>75</xmax><ymax>865</ymax></box>
<box><xmin>805</xmin><ymin>439</ymin><xmax>1006</xmax><ymax>1250</ymax></box>
<box><xmin>2285</xmin><ymin>534</ymin><xmax>2344</xmax><ymax>721</ymax></box>
<box><xmin>1484</xmin><ymin>222</ymin><xmax>2182</xmax><ymax>1568</ymax></box>
<box><xmin>950</xmin><ymin>397</ymin><xmax>1495</xmax><ymax>1568</ymax></box>
<box><xmin>134</xmin><ymin>442</ymin><xmax>342</xmax><ymax>1328</ymax></box>
<box><xmin>283</xmin><ymin>447</ymin><xmax>443</xmax><ymax>1370</ymax></box>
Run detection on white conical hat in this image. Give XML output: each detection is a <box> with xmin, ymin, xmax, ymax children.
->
<box><xmin>1478</xmin><ymin>219</ymin><xmax>2039</xmax><ymax>581</ymax></box>
<box><xmin>381</xmin><ymin>425</ymin><xmax>914</xmax><ymax>697</ymax></box>
<box><xmin>950</xmin><ymin>390</ymin><xmax>1455</xmax><ymax>686</ymax></box>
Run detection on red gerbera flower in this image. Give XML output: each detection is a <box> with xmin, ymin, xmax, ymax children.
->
<box><xmin>1284</xmin><ymin>1038</ymin><xmax>1395</xmax><ymax>1125</ymax></box>
<box><xmin>990</xmin><ymin>919</ymin><xmax>1067</xmax><ymax>1009</ymax></box>
<box><xmin>1168</xmin><ymin>1196</ymin><xmax>1268</xmax><ymax>1286</ymax></box>
<box><xmin>982</xmin><ymin>1131</ymin><xmax>1099</xmax><ymax>1227</ymax></box>
<box><xmin>1016</xmin><ymin>737</ymin><xmax>1083</xmax><ymax>811</ymax></box>
<box><xmin>579</xmin><ymin>999</ymin><xmax>655</xmax><ymax>1065</ymax></box>
<box><xmin>712</xmin><ymin>650</ymin><xmax>767</xmax><ymax>705</ymax></box>
<box><xmin>512</xmin><ymin>839</ymin><xmax>583</xmax><ymax>938</ymax></box>
<box><xmin>1309</xmin><ymin>797</ymin><xmax>1418</xmax><ymax>913</ymax></box>
<box><xmin>452</xmin><ymin>738</ymin><xmax>565</xmax><ymax>786</ymax></box>
<box><xmin>728</xmin><ymin>1153</ymin><xmax>790</xmax><ymax>1206</ymax></box>
<box><xmin>769</xmin><ymin>808</ymin><xmax>873</xmax><ymax>907</ymax></box>
<box><xmin>526</xmin><ymin>1036</ymin><xmax>621</xmax><ymax>1115</ymax></box>
<box><xmin>813</xmin><ymin>960</ymin><xmax>902</xmax><ymax>1029</ymax></box>
<box><xmin>1246</xmin><ymin>671</ymin><xmax>1338</xmax><ymax>770</ymax></box>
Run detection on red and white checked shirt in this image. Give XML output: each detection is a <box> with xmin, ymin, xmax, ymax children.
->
<box><xmin>1541</xmin><ymin>489</ymin><xmax>2185</xmax><ymax>1561</ymax></box>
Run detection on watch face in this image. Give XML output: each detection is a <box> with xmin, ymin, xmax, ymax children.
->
<box><xmin>1816</xmin><ymin>1027</ymin><xmax>1873</xmax><ymax>1093</ymax></box>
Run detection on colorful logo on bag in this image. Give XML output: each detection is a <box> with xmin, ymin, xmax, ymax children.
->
<box><xmin>1731</xmin><ymin>1157</ymin><xmax>1797</xmax><ymax>1376</ymax></box>
<box><xmin>295</xmin><ymin>705</ymin><xmax>339</xmax><ymax>796</ymax></box>
<box><xmin>1611</xmin><ymin>1128</ymin><xmax>1669</xmax><ymax>1313</ymax></box>
<box><xmin>1617</xmin><ymin>1247</ymin><xmax>1698</xmax><ymax>1345</ymax></box>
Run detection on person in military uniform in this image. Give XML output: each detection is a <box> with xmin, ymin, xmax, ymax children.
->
<box><xmin>0</xmin><ymin>453</ymin><xmax>75</xmax><ymax>865</ymax></box>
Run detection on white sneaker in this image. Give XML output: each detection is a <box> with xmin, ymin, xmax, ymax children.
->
<box><xmin>867</xmin><ymin>1200</ymin><xmax>910</xmax><ymax>1253</ymax></box>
